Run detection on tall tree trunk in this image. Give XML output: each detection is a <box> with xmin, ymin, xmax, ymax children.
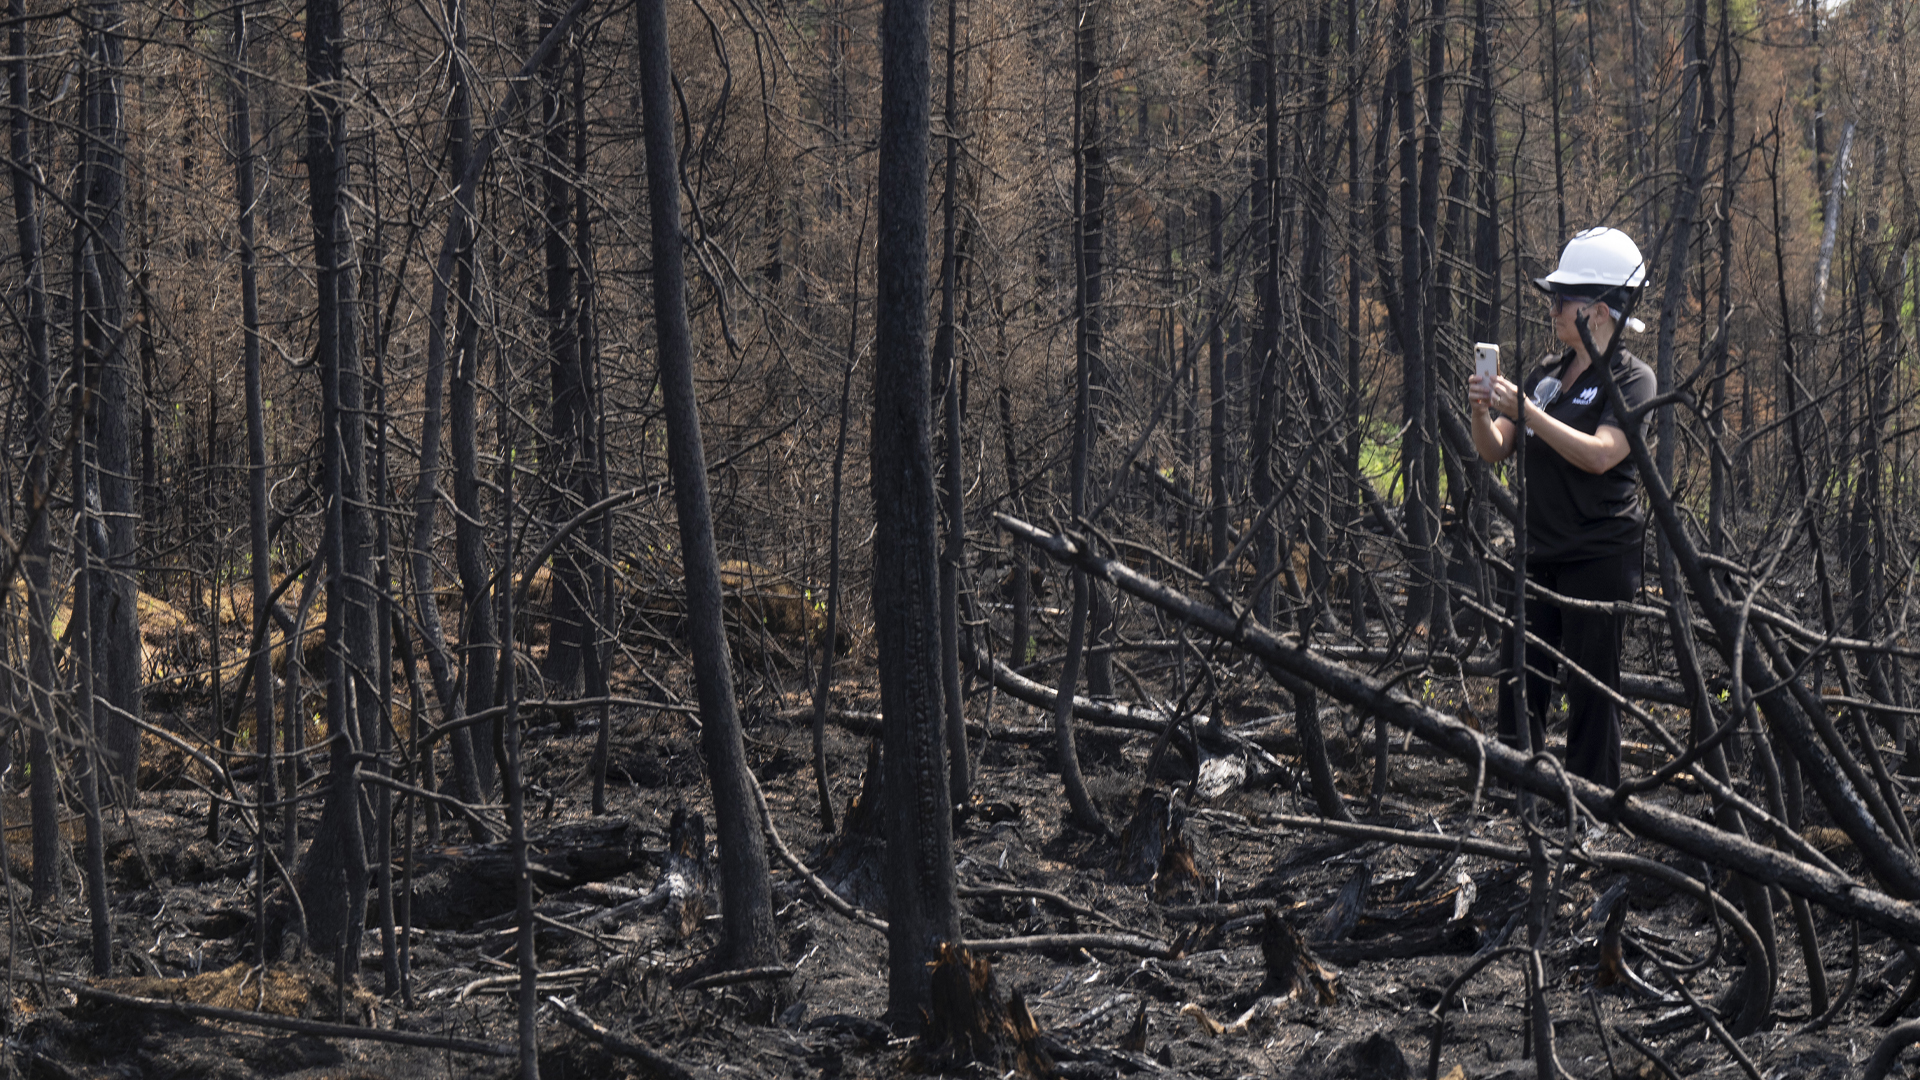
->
<box><xmin>1248</xmin><ymin>0</ymin><xmax>1281</xmax><ymax>629</ymax></box>
<box><xmin>11</xmin><ymin>0</ymin><xmax>59</xmax><ymax>909</ymax></box>
<box><xmin>934</xmin><ymin>0</ymin><xmax>970</xmax><ymax>807</ymax></box>
<box><xmin>406</xmin><ymin>0</ymin><xmax>489</xmax><ymax>819</ymax></box>
<box><xmin>452</xmin><ymin>254</ymin><xmax>497</xmax><ymax>804</ymax></box>
<box><xmin>81</xmin><ymin>0</ymin><xmax>141</xmax><ymax>802</ymax></box>
<box><xmin>1389</xmin><ymin>0</ymin><xmax>1438</xmax><ymax>636</ymax></box>
<box><xmin>441</xmin><ymin>9</ymin><xmax>490</xmax><ymax>811</ymax></box>
<box><xmin>577</xmin><ymin>55</ymin><xmax>613</xmax><ymax>816</ymax></box>
<box><xmin>636</xmin><ymin>0</ymin><xmax>780</xmax><ymax>976</ymax></box>
<box><xmin>1344</xmin><ymin>0</ymin><xmax>1367</xmax><ymax>641</ymax></box>
<box><xmin>1055</xmin><ymin>0</ymin><xmax>1111</xmax><ymax>837</ymax></box>
<box><xmin>874</xmin><ymin>0</ymin><xmax>961</xmax><ymax>1025</ymax></box>
<box><xmin>1076</xmin><ymin>0</ymin><xmax>1115</xmax><ymax>699</ymax></box>
<box><xmin>813</xmin><ymin>348</ymin><xmax>857</xmax><ymax>832</ymax></box>
<box><xmin>539</xmin><ymin>2</ymin><xmax>594</xmax><ymax>699</ymax></box>
<box><xmin>71</xmin><ymin>102</ymin><xmax>111</xmax><ymax>976</ymax></box>
<box><xmin>296</xmin><ymin>0</ymin><xmax>374</xmax><ymax>973</ymax></box>
<box><xmin>497</xmin><ymin>347</ymin><xmax>540</xmax><ymax>1078</ymax></box>
<box><xmin>997</xmin><ymin>385</ymin><xmax>1032</xmax><ymax>670</ymax></box>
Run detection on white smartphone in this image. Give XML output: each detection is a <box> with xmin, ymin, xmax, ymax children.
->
<box><xmin>1474</xmin><ymin>342</ymin><xmax>1499</xmax><ymax>385</ymax></box>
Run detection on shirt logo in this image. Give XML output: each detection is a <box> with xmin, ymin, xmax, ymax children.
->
<box><xmin>1573</xmin><ymin>387</ymin><xmax>1598</xmax><ymax>405</ymax></box>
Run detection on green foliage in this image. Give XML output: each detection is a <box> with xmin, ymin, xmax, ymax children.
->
<box><xmin>1355</xmin><ymin>420</ymin><xmax>1450</xmax><ymax>506</ymax></box>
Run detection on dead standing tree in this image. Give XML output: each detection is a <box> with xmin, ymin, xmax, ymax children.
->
<box><xmin>874</xmin><ymin>0</ymin><xmax>962</xmax><ymax>1027</ymax></box>
<box><xmin>8</xmin><ymin>0</ymin><xmax>59</xmax><ymax>911</ymax></box>
<box><xmin>295</xmin><ymin>0</ymin><xmax>376</xmax><ymax>972</ymax></box>
<box><xmin>635</xmin><ymin>0</ymin><xmax>780</xmax><ymax>981</ymax></box>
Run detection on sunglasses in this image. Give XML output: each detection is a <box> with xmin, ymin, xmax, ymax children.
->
<box><xmin>1549</xmin><ymin>292</ymin><xmax>1605</xmax><ymax>313</ymax></box>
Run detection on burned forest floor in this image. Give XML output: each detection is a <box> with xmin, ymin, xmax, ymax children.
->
<box><xmin>0</xmin><ymin>638</ymin><xmax>1906</xmax><ymax>1080</ymax></box>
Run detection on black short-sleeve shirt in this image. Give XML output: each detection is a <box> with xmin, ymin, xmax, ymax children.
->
<box><xmin>1520</xmin><ymin>348</ymin><xmax>1658</xmax><ymax>563</ymax></box>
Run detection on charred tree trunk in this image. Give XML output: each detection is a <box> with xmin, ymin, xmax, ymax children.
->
<box><xmin>874</xmin><ymin>0</ymin><xmax>962</xmax><ymax>1025</ymax></box>
<box><xmin>409</xmin><ymin>0</ymin><xmax>487</xmax><ymax>823</ymax></box>
<box><xmin>1247</xmin><ymin>0</ymin><xmax>1280</xmax><ymax>629</ymax></box>
<box><xmin>452</xmin><ymin>241</ymin><xmax>497</xmax><ymax>805</ymax></box>
<box><xmin>636</xmin><ymin>0</ymin><xmax>780</xmax><ymax>975</ymax></box>
<box><xmin>1056</xmin><ymin>0</ymin><xmax>1112</xmax><ymax>837</ymax></box>
<box><xmin>295</xmin><ymin>0</ymin><xmax>374</xmax><ymax>973</ymax></box>
<box><xmin>578</xmin><ymin>55</ymin><xmax>613</xmax><ymax>816</ymax></box>
<box><xmin>997</xmin><ymin>386</ymin><xmax>1032</xmax><ymax>670</ymax></box>
<box><xmin>71</xmin><ymin>78</ymin><xmax>111</xmax><ymax>975</ymax></box>
<box><xmin>1343</xmin><ymin>0</ymin><xmax>1367</xmax><ymax>641</ymax></box>
<box><xmin>1072</xmin><ymin>0</ymin><xmax>1114</xmax><ymax>700</ymax></box>
<box><xmin>1385</xmin><ymin>0</ymin><xmax>1439</xmax><ymax>638</ymax></box>
<box><xmin>935</xmin><ymin>0</ymin><xmax>970</xmax><ymax>807</ymax></box>
<box><xmin>11</xmin><ymin>0</ymin><xmax>59</xmax><ymax>908</ymax></box>
<box><xmin>81</xmin><ymin>0</ymin><xmax>141</xmax><ymax>802</ymax></box>
<box><xmin>538</xmin><ymin>3</ymin><xmax>594</xmax><ymax>699</ymax></box>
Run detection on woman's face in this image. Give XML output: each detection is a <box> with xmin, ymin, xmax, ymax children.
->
<box><xmin>1550</xmin><ymin>292</ymin><xmax>1612</xmax><ymax>354</ymax></box>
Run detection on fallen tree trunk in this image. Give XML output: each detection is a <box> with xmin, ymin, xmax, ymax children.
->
<box><xmin>995</xmin><ymin>513</ymin><xmax>1920</xmax><ymax>943</ymax></box>
<box><xmin>408</xmin><ymin>816</ymin><xmax>652</xmax><ymax>928</ymax></box>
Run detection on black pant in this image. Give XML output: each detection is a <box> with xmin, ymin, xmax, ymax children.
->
<box><xmin>1495</xmin><ymin>547</ymin><xmax>1641</xmax><ymax>789</ymax></box>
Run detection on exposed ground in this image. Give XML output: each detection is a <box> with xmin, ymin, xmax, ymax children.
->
<box><xmin>0</xmin><ymin>631</ymin><xmax>1906</xmax><ymax>1080</ymax></box>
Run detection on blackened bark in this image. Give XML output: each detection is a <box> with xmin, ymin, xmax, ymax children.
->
<box><xmin>935</xmin><ymin>0</ymin><xmax>970</xmax><ymax>806</ymax></box>
<box><xmin>874</xmin><ymin>0</ymin><xmax>961</xmax><ymax>1025</ymax></box>
<box><xmin>1076</xmin><ymin>0</ymin><xmax>1115</xmax><ymax>699</ymax></box>
<box><xmin>81</xmin><ymin>0</ymin><xmax>141</xmax><ymax>801</ymax></box>
<box><xmin>1343</xmin><ymin>0</ymin><xmax>1366</xmax><ymax>640</ymax></box>
<box><xmin>814</xmin><ymin>346</ymin><xmax>857</xmax><ymax>832</ymax></box>
<box><xmin>636</xmin><ymin>0</ymin><xmax>779</xmax><ymax>974</ymax></box>
<box><xmin>71</xmin><ymin>103</ymin><xmax>110</xmax><ymax>975</ymax></box>
<box><xmin>498</xmin><ymin>362</ymin><xmax>539</xmax><ymax>1077</ymax></box>
<box><xmin>366</xmin><ymin>163</ymin><xmax>401</xmax><ymax>990</ymax></box>
<box><xmin>452</xmin><ymin>243</ymin><xmax>497</xmax><ymax>803</ymax></box>
<box><xmin>539</xmin><ymin>0</ymin><xmax>594</xmax><ymax>698</ymax></box>
<box><xmin>1247</xmin><ymin>0</ymin><xmax>1280</xmax><ymax>628</ymax></box>
<box><xmin>417</xmin><ymin>0</ymin><xmax>592</xmax><ymax>826</ymax></box>
<box><xmin>11</xmin><ymin>0</ymin><xmax>58</xmax><ymax>908</ymax></box>
<box><xmin>997</xmin><ymin>387</ymin><xmax>1031</xmax><ymax>670</ymax></box>
<box><xmin>408</xmin><ymin>0</ymin><xmax>487</xmax><ymax>817</ymax></box>
<box><xmin>578</xmin><ymin>56</ymin><xmax>613</xmax><ymax>817</ymax></box>
<box><xmin>1413</xmin><ymin>0</ymin><xmax>1449</xmax><ymax>642</ymax></box>
<box><xmin>1386</xmin><ymin>0</ymin><xmax>1437</xmax><ymax>637</ymax></box>
<box><xmin>296</xmin><ymin>0</ymin><xmax>374</xmax><ymax>973</ymax></box>
<box><xmin>1056</xmin><ymin>0</ymin><xmax>1112</xmax><ymax>838</ymax></box>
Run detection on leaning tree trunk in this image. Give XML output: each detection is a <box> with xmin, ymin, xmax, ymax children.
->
<box><xmin>635</xmin><ymin>0</ymin><xmax>780</xmax><ymax>976</ymax></box>
<box><xmin>408</xmin><ymin>0</ymin><xmax>486</xmax><ymax>819</ymax></box>
<box><xmin>873</xmin><ymin>0</ymin><xmax>961</xmax><ymax>1027</ymax></box>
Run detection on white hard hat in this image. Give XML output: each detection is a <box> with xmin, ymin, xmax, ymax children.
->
<box><xmin>1533</xmin><ymin>227</ymin><xmax>1647</xmax><ymax>296</ymax></box>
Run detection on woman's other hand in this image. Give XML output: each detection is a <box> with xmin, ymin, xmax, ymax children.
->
<box><xmin>1470</xmin><ymin>371</ymin><xmax>1517</xmax><ymax>421</ymax></box>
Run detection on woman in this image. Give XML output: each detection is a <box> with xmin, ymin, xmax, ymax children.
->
<box><xmin>1467</xmin><ymin>227</ymin><xmax>1657</xmax><ymax>789</ymax></box>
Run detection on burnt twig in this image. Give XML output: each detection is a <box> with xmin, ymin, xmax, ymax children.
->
<box><xmin>546</xmin><ymin>995</ymin><xmax>701</xmax><ymax>1080</ymax></box>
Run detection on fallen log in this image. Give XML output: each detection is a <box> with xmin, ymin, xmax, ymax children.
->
<box><xmin>1313</xmin><ymin>920</ymin><xmax>1482</xmax><ymax>965</ymax></box>
<box><xmin>964</xmin><ymin>932</ymin><xmax>1174</xmax><ymax>960</ymax></box>
<box><xmin>968</xmin><ymin>642</ymin><xmax>1291</xmax><ymax>784</ymax></box>
<box><xmin>547</xmin><ymin>995</ymin><xmax>703</xmax><ymax>1080</ymax></box>
<box><xmin>408</xmin><ymin>816</ymin><xmax>653</xmax><ymax>928</ymax></box>
<box><xmin>996</xmin><ymin>513</ymin><xmax>1920</xmax><ymax>945</ymax></box>
<box><xmin>57</xmin><ymin>979</ymin><xmax>510</xmax><ymax>1057</ymax></box>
